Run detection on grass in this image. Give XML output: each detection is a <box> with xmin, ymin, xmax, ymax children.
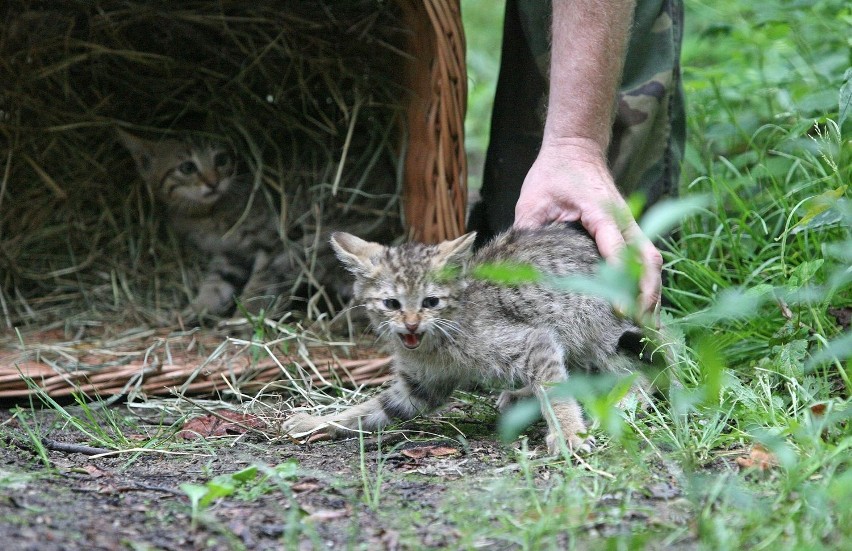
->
<box><xmin>430</xmin><ymin>0</ymin><xmax>851</xmax><ymax>547</ymax></box>
<box><xmin>2</xmin><ymin>0</ymin><xmax>850</xmax><ymax>548</ymax></box>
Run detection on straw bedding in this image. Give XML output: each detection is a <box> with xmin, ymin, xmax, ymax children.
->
<box><xmin>0</xmin><ymin>0</ymin><xmax>465</xmax><ymax>399</ymax></box>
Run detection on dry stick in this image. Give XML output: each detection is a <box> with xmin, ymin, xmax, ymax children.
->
<box><xmin>4</xmin><ymin>432</ymin><xmax>112</xmax><ymax>456</ymax></box>
<box><xmin>40</xmin><ymin>437</ymin><xmax>113</xmax><ymax>456</ymax></box>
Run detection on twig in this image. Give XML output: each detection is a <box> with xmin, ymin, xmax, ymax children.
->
<box><xmin>40</xmin><ymin>437</ymin><xmax>113</xmax><ymax>456</ymax></box>
<box><xmin>3</xmin><ymin>432</ymin><xmax>112</xmax><ymax>456</ymax></box>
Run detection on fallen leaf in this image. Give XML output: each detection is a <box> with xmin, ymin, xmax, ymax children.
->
<box><xmin>430</xmin><ymin>446</ymin><xmax>461</xmax><ymax>457</ymax></box>
<box><xmin>176</xmin><ymin>411</ymin><xmax>264</xmax><ymax>439</ymax></box>
<box><xmin>401</xmin><ymin>445</ymin><xmax>460</xmax><ymax>460</ymax></box>
<box><xmin>735</xmin><ymin>445</ymin><xmax>778</xmax><ymax>471</ymax></box>
<box><xmin>810</xmin><ymin>403</ymin><xmax>827</xmax><ymax>416</ymax></box>
<box><xmin>82</xmin><ymin>465</ymin><xmax>110</xmax><ymax>478</ymax></box>
<box><xmin>401</xmin><ymin>447</ymin><xmax>429</xmax><ymax>460</ymax></box>
<box><xmin>291</xmin><ymin>480</ymin><xmax>321</xmax><ymax>493</ymax></box>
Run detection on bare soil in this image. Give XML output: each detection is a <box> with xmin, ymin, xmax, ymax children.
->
<box><xmin>0</xmin><ymin>397</ymin><xmax>691</xmax><ymax>550</ymax></box>
<box><xmin>0</xmin><ymin>400</ymin><xmax>513</xmax><ymax>550</ymax></box>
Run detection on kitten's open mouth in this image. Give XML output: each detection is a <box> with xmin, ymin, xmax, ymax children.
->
<box><xmin>399</xmin><ymin>332</ymin><xmax>423</xmax><ymax>349</ymax></box>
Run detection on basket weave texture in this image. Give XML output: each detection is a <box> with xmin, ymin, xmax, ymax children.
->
<box><xmin>0</xmin><ymin>0</ymin><xmax>467</xmax><ymax>399</ymax></box>
<box><xmin>401</xmin><ymin>0</ymin><xmax>468</xmax><ymax>244</ymax></box>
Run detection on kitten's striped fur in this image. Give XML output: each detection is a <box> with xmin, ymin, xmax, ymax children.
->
<box><xmin>119</xmin><ymin>130</ymin><xmax>296</xmax><ymax>318</ymax></box>
<box><xmin>283</xmin><ymin>224</ymin><xmax>646</xmax><ymax>453</ymax></box>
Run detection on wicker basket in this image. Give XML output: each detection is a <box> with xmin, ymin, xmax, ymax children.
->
<box><xmin>400</xmin><ymin>0</ymin><xmax>468</xmax><ymax>244</ymax></box>
<box><xmin>0</xmin><ymin>0</ymin><xmax>468</xmax><ymax>400</ymax></box>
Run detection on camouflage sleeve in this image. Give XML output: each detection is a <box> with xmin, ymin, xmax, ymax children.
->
<box><xmin>517</xmin><ymin>0</ymin><xmax>686</xmax><ymax>204</ymax></box>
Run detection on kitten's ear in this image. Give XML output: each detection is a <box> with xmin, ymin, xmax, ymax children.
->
<box><xmin>116</xmin><ymin>129</ymin><xmax>156</xmax><ymax>178</ymax></box>
<box><xmin>433</xmin><ymin>232</ymin><xmax>476</xmax><ymax>267</ymax></box>
<box><xmin>330</xmin><ymin>232</ymin><xmax>385</xmax><ymax>275</ymax></box>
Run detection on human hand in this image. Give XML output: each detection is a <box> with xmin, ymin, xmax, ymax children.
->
<box><xmin>513</xmin><ymin>138</ymin><xmax>662</xmax><ymax>323</ymax></box>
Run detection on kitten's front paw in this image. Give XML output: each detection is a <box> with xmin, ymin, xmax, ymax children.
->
<box><xmin>546</xmin><ymin>432</ymin><xmax>596</xmax><ymax>456</ymax></box>
<box><xmin>281</xmin><ymin>412</ymin><xmax>336</xmax><ymax>442</ymax></box>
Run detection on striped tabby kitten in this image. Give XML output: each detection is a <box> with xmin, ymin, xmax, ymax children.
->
<box><xmin>283</xmin><ymin>224</ymin><xmax>645</xmax><ymax>453</ymax></box>
<box><xmin>119</xmin><ymin>130</ymin><xmax>295</xmax><ymax>318</ymax></box>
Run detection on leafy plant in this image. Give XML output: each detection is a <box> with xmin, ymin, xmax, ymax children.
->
<box><xmin>180</xmin><ymin>462</ymin><xmax>300</xmax><ymax>529</ymax></box>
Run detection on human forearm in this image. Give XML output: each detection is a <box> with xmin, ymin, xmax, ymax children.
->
<box><xmin>544</xmin><ymin>0</ymin><xmax>636</xmax><ymax>152</ymax></box>
<box><xmin>514</xmin><ymin>0</ymin><xmax>662</xmax><ymax>321</ymax></box>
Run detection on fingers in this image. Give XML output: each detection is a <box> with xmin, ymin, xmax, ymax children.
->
<box><xmin>637</xmin><ymin>241</ymin><xmax>663</xmax><ymax>326</ymax></box>
<box><xmin>513</xmin><ymin>200</ymin><xmax>569</xmax><ymax>230</ymax></box>
<box><xmin>590</xmin><ymin>217</ymin><xmax>662</xmax><ymax>323</ymax></box>
<box><xmin>588</xmin><ymin>218</ymin><xmax>627</xmax><ymax>263</ymax></box>
<box><xmin>623</xmin><ymin>224</ymin><xmax>663</xmax><ymax>325</ymax></box>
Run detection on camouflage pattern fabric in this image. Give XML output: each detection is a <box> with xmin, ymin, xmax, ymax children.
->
<box><xmin>469</xmin><ymin>0</ymin><xmax>685</xmax><ymax>241</ymax></box>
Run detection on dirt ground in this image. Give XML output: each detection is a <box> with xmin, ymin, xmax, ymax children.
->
<box><xmin>0</xmin><ymin>400</ymin><xmax>508</xmax><ymax>550</ymax></box>
<box><xmin>0</xmin><ymin>396</ymin><xmax>691</xmax><ymax>550</ymax></box>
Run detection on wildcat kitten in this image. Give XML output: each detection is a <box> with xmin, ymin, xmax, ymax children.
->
<box><xmin>118</xmin><ymin>129</ymin><xmax>296</xmax><ymax>318</ymax></box>
<box><xmin>282</xmin><ymin>224</ymin><xmax>646</xmax><ymax>453</ymax></box>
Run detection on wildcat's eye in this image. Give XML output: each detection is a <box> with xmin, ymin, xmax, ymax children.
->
<box><xmin>178</xmin><ymin>161</ymin><xmax>198</xmax><ymax>175</ymax></box>
<box><xmin>213</xmin><ymin>152</ymin><xmax>231</xmax><ymax>168</ymax></box>
<box><xmin>382</xmin><ymin>298</ymin><xmax>401</xmax><ymax>310</ymax></box>
<box><xmin>421</xmin><ymin>296</ymin><xmax>440</xmax><ymax>308</ymax></box>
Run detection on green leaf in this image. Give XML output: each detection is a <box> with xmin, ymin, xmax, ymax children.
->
<box><xmin>273</xmin><ymin>460</ymin><xmax>300</xmax><ymax>480</ymax></box>
<box><xmin>497</xmin><ymin>398</ymin><xmax>541</xmax><ymax>442</ymax></box>
<box><xmin>749</xmin><ymin>431</ymin><xmax>798</xmax><ymax>471</ymax></box>
<box><xmin>807</xmin><ymin>330</ymin><xmax>852</xmax><ymax>370</ymax></box>
<box><xmin>626</xmin><ymin>192</ymin><xmax>647</xmax><ymax>220</ymax></box>
<box><xmin>639</xmin><ymin>194</ymin><xmax>711</xmax><ymax>241</ymax></box>
<box><xmin>231</xmin><ymin>465</ymin><xmax>258</xmax><ymax>483</ymax></box>
<box><xmin>200</xmin><ymin>479</ymin><xmax>236</xmax><ymax>506</ymax></box>
<box><xmin>787</xmin><ymin>259</ymin><xmax>824</xmax><ymax>289</ymax></box>
<box><xmin>744</xmin><ymin>283</ymin><xmax>775</xmax><ymax>298</ymax></box>
<box><xmin>180</xmin><ymin>483</ymin><xmax>208</xmax><ymax>510</ymax></box>
<box><xmin>678</xmin><ymin>287</ymin><xmax>774</xmax><ymax>327</ymax></box>
<box><xmin>550</xmin><ymin>266</ymin><xmax>635</xmax><ymax>312</ymax></box>
<box><xmin>696</xmin><ymin>337</ymin><xmax>726</xmax><ymax>405</ymax></box>
<box><xmin>791</xmin><ymin>186</ymin><xmax>847</xmax><ymax>233</ymax></box>
<box><xmin>775</xmin><ymin>340</ymin><xmax>808</xmax><ymax>377</ymax></box>
<box><xmin>471</xmin><ymin>261</ymin><xmax>540</xmax><ymax>286</ymax></box>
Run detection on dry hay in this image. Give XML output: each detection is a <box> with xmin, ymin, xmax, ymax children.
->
<box><xmin>0</xmin><ymin>1</ymin><xmax>466</xmax><ymax>400</ymax></box>
<box><xmin>0</xmin><ymin>0</ymin><xmax>409</xmax><ymax>328</ymax></box>
<box><xmin>0</xmin><ymin>323</ymin><xmax>392</xmax><ymax>401</ymax></box>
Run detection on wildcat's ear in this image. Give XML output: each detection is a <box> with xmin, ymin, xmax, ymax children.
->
<box><xmin>330</xmin><ymin>232</ymin><xmax>385</xmax><ymax>275</ymax></box>
<box><xmin>116</xmin><ymin>129</ymin><xmax>156</xmax><ymax>178</ymax></box>
<box><xmin>433</xmin><ymin>232</ymin><xmax>476</xmax><ymax>267</ymax></box>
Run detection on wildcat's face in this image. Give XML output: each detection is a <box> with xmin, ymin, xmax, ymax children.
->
<box><xmin>330</xmin><ymin>232</ymin><xmax>476</xmax><ymax>351</ymax></box>
<box><xmin>118</xmin><ymin>130</ymin><xmax>236</xmax><ymax>211</ymax></box>
<box><xmin>362</xmin><ymin>257</ymin><xmax>457</xmax><ymax>350</ymax></box>
<box><xmin>157</xmin><ymin>142</ymin><xmax>235</xmax><ymax>207</ymax></box>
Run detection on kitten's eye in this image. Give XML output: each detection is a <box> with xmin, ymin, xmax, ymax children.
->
<box><xmin>382</xmin><ymin>298</ymin><xmax>401</xmax><ymax>310</ymax></box>
<box><xmin>421</xmin><ymin>297</ymin><xmax>440</xmax><ymax>308</ymax></box>
<box><xmin>213</xmin><ymin>152</ymin><xmax>231</xmax><ymax>168</ymax></box>
<box><xmin>178</xmin><ymin>161</ymin><xmax>198</xmax><ymax>175</ymax></box>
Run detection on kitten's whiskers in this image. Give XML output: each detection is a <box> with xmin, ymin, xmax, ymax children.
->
<box><xmin>431</xmin><ymin>318</ymin><xmax>464</xmax><ymax>344</ymax></box>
